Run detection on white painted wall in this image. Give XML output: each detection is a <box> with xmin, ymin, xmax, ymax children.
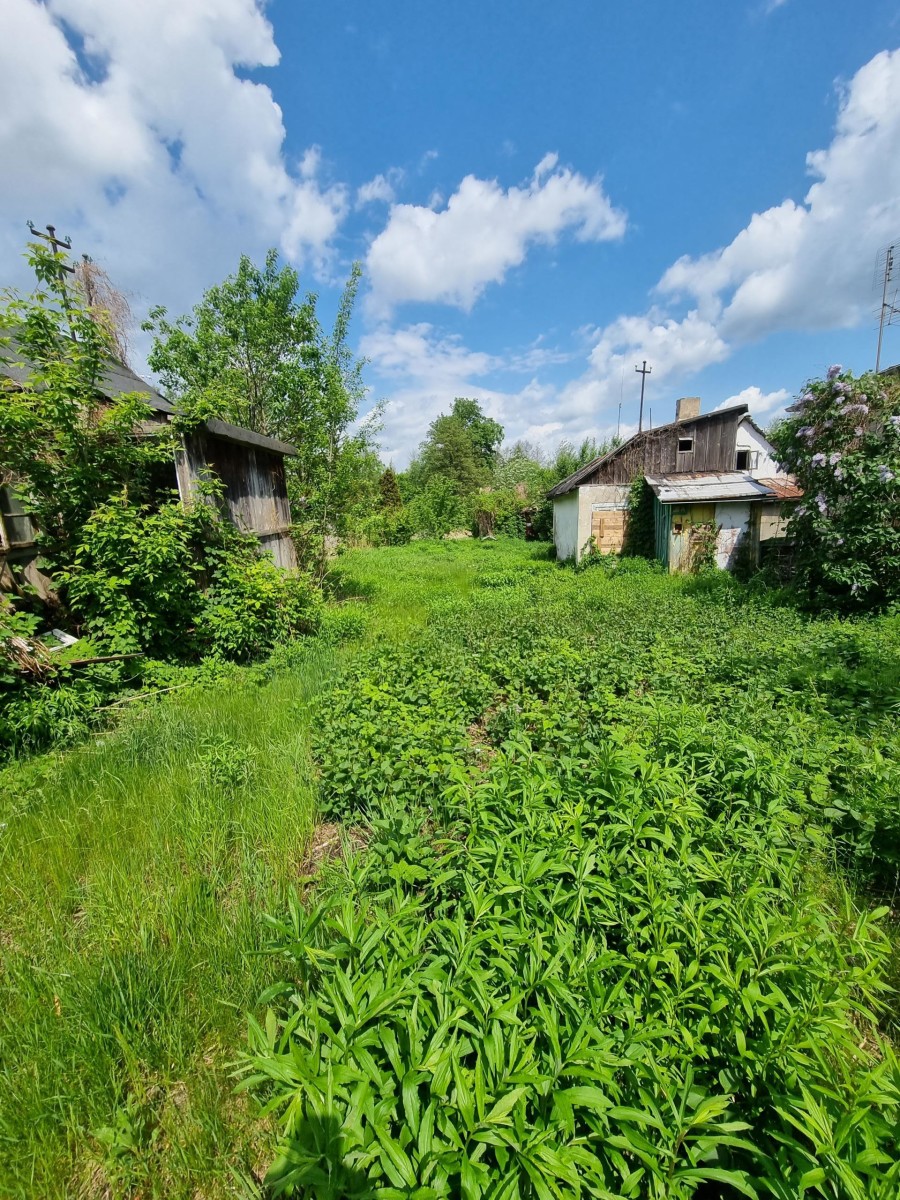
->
<box><xmin>552</xmin><ymin>492</ymin><xmax>579</xmax><ymax>561</ymax></box>
<box><xmin>714</xmin><ymin>501</ymin><xmax>751</xmax><ymax>569</ymax></box>
<box><xmin>736</xmin><ymin>419</ymin><xmax>781</xmax><ymax>476</ymax></box>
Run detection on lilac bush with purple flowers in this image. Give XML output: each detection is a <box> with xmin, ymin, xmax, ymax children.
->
<box><xmin>771</xmin><ymin>368</ymin><xmax>900</xmax><ymax>610</ymax></box>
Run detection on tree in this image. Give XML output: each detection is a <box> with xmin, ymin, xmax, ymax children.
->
<box><xmin>770</xmin><ymin>366</ymin><xmax>900</xmax><ymax>610</ymax></box>
<box><xmin>145</xmin><ymin>250</ymin><xmax>320</xmax><ymax>437</ymax></box>
<box><xmin>145</xmin><ymin>253</ymin><xmax>376</xmax><ymax>575</ymax></box>
<box><xmin>449</xmin><ymin>398</ymin><xmax>503</xmax><ymax>466</ymax></box>
<box><xmin>73</xmin><ymin>256</ymin><xmax>133</xmax><ymax>365</ymax></box>
<box><xmin>379</xmin><ymin>466</ymin><xmax>403</xmax><ymax>509</ymax></box>
<box><xmin>414</xmin><ymin>398</ymin><xmax>505</xmax><ymax>497</ymax></box>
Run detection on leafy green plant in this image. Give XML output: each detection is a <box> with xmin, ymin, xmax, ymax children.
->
<box><xmin>242</xmin><ymin>544</ymin><xmax>900</xmax><ymax>1197</ymax></box>
<box><xmin>771</xmin><ymin>367</ymin><xmax>900</xmax><ymax>610</ymax></box>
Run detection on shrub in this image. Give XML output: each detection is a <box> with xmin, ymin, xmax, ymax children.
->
<box><xmin>771</xmin><ymin>367</ymin><xmax>900</xmax><ymax>610</ymax></box>
<box><xmin>199</xmin><ymin>546</ymin><xmax>321</xmax><ymax>662</ymax></box>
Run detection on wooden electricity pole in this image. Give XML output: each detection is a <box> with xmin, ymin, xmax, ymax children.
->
<box><xmin>27</xmin><ymin>221</ymin><xmax>75</xmax><ymax>333</ymax></box>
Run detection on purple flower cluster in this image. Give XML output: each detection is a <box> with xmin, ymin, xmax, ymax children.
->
<box><xmin>811</xmin><ymin>452</ymin><xmax>826</xmax><ymax>466</ymax></box>
<box><xmin>878</xmin><ymin>464</ymin><xmax>895</xmax><ymax>483</ymax></box>
<box><xmin>827</xmin><ymin>364</ymin><xmax>843</xmax><ymax>380</ymax></box>
<box><xmin>843</xmin><ymin>403</ymin><xmax>869</xmax><ymax>416</ymax></box>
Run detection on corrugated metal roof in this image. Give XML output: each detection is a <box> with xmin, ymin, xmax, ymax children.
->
<box><xmin>645</xmin><ymin>472</ymin><xmax>791</xmax><ymax>503</ymax></box>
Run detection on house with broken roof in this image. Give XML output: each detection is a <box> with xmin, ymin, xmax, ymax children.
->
<box><xmin>548</xmin><ymin>396</ymin><xmax>801</xmax><ymax>571</ymax></box>
<box><xmin>1</xmin><ymin>353</ymin><xmax>298</xmax><ymax>598</ymax></box>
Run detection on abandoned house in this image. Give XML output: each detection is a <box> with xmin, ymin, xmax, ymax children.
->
<box><xmin>1</xmin><ymin>355</ymin><xmax>298</xmax><ymax>598</ymax></box>
<box><xmin>548</xmin><ymin>396</ymin><xmax>801</xmax><ymax>571</ymax></box>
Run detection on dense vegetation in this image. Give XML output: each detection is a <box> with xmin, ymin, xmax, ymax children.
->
<box><xmin>771</xmin><ymin>366</ymin><xmax>900</xmax><ymax>610</ymax></box>
<box><xmin>0</xmin><ymin>244</ymin><xmax>327</xmax><ymax>757</ymax></box>
<box><xmin>2</xmin><ymin>540</ymin><xmax>900</xmax><ymax>1196</ymax></box>
<box><xmin>242</xmin><ymin>543</ymin><xmax>900</xmax><ymax>1199</ymax></box>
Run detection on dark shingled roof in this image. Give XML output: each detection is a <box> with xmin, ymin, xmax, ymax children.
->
<box><xmin>1</xmin><ymin>339</ymin><xmax>296</xmax><ymax>457</ymax></box>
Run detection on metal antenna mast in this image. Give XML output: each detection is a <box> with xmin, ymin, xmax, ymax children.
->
<box><xmin>635</xmin><ymin>360</ymin><xmax>651</xmax><ymax>432</ymax></box>
<box><xmin>875</xmin><ymin>243</ymin><xmax>900</xmax><ymax>373</ymax></box>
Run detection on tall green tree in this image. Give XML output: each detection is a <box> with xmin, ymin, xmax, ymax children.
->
<box><xmin>378</xmin><ymin>466</ymin><xmax>403</xmax><ymax>509</ymax></box>
<box><xmin>145</xmin><ymin>253</ymin><xmax>378</xmax><ymax>574</ymax></box>
<box><xmin>413</xmin><ymin>398</ymin><xmax>504</xmax><ymax>496</ymax></box>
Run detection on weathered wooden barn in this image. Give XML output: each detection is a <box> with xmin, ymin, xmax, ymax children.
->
<box><xmin>1</xmin><ymin>355</ymin><xmax>298</xmax><ymax>597</ymax></box>
<box><xmin>548</xmin><ymin>396</ymin><xmax>800</xmax><ymax>570</ymax></box>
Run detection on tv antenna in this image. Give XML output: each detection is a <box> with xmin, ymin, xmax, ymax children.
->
<box><xmin>875</xmin><ymin>242</ymin><xmax>900</xmax><ymax>373</ymax></box>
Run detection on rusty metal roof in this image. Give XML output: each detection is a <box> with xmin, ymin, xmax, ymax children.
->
<box><xmin>646</xmin><ymin>472</ymin><xmax>800</xmax><ymax>503</ymax></box>
<box><xmin>758</xmin><ymin>476</ymin><xmax>803</xmax><ymax>500</ymax></box>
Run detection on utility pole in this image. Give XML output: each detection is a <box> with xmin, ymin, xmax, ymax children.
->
<box><xmin>27</xmin><ymin>221</ymin><xmax>75</xmax><ymax>333</ymax></box>
<box><xmin>635</xmin><ymin>360</ymin><xmax>651</xmax><ymax>432</ymax></box>
<box><xmin>876</xmin><ymin>243</ymin><xmax>896</xmax><ymax>374</ymax></box>
<box><xmin>616</xmin><ymin>402</ymin><xmax>621</xmax><ymax>439</ymax></box>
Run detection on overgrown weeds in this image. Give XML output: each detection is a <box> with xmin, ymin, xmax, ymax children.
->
<box><xmin>244</xmin><ymin>542</ymin><xmax>900</xmax><ymax>1197</ymax></box>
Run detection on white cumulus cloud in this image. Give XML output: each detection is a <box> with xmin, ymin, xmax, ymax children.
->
<box><xmin>0</xmin><ymin>0</ymin><xmax>348</xmax><ymax>339</ymax></box>
<box><xmin>366</xmin><ymin>156</ymin><xmax>626</xmax><ymax>314</ymax></box>
<box><xmin>657</xmin><ymin>49</ymin><xmax>900</xmax><ymax>342</ymax></box>
<box><xmin>715</xmin><ymin>386</ymin><xmax>792</xmax><ymax>421</ymax></box>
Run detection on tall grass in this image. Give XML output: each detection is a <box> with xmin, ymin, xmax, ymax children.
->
<box><xmin>0</xmin><ymin>540</ymin><xmax>530</xmax><ymax>1196</ymax></box>
<box><xmin>0</xmin><ymin>644</ymin><xmax>334</xmax><ymax>1197</ymax></box>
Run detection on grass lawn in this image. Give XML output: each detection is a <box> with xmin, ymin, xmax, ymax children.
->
<box><xmin>1</xmin><ymin>538</ymin><xmax>899</xmax><ymax>1197</ymax></box>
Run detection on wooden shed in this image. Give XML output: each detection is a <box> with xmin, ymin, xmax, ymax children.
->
<box><xmin>1</xmin><ymin>355</ymin><xmax>298</xmax><ymax>596</ymax></box>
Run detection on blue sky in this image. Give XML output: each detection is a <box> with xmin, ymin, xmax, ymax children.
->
<box><xmin>3</xmin><ymin>1</ymin><xmax>900</xmax><ymax>463</ymax></box>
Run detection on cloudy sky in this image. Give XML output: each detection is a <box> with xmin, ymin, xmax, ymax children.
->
<box><xmin>2</xmin><ymin>0</ymin><xmax>900</xmax><ymax>463</ymax></box>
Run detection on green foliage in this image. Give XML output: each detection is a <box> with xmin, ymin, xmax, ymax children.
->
<box><xmin>242</xmin><ymin>543</ymin><xmax>900</xmax><ymax>1197</ymax></box>
<box><xmin>146</xmin><ymin>252</ymin><xmax>377</xmax><ymax>575</ymax></box>
<box><xmin>0</xmin><ymin>240</ymin><xmax>175</xmax><ymax>570</ymax></box>
<box><xmin>378</xmin><ymin>467</ymin><xmax>403</xmax><ymax>510</ymax></box>
<box><xmin>198</xmin><ymin>541</ymin><xmax>322</xmax><ymax>662</ymax></box>
<box><xmin>407</xmin><ymin>477</ymin><xmax>468</xmax><ymax>538</ymax></box>
<box><xmin>771</xmin><ymin>367</ymin><xmax>900</xmax><ymax>610</ymax></box>
<box><xmin>57</xmin><ymin>492</ymin><xmax>211</xmax><ymax>656</ymax></box>
<box><xmin>412</xmin><ymin>398</ymin><xmax>504</xmax><ymax>497</ymax></box>
<box><xmin>623</xmin><ymin>476</ymin><xmax>655</xmax><ymax>558</ymax></box>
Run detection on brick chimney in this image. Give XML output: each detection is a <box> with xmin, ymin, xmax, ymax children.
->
<box><xmin>675</xmin><ymin>396</ymin><xmax>701</xmax><ymax>422</ymax></box>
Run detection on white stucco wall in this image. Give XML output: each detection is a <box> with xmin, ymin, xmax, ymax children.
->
<box><xmin>736</xmin><ymin>419</ymin><xmax>781</xmax><ymax>476</ymax></box>
<box><xmin>552</xmin><ymin>492</ymin><xmax>579</xmax><ymax>561</ymax></box>
<box><xmin>714</xmin><ymin>501</ymin><xmax>751</xmax><ymax>569</ymax></box>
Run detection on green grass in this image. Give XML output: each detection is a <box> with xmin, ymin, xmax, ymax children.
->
<box><xmin>2</xmin><ymin>538</ymin><xmax>899</xmax><ymax>1197</ymax></box>
<box><xmin>0</xmin><ymin>644</ymin><xmax>335</xmax><ymax>1197</ymax></box>
<box><xmin>0</xmin><ymin>540</ymin><xmax>533</xmax><ymax>1197</ymax></box>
